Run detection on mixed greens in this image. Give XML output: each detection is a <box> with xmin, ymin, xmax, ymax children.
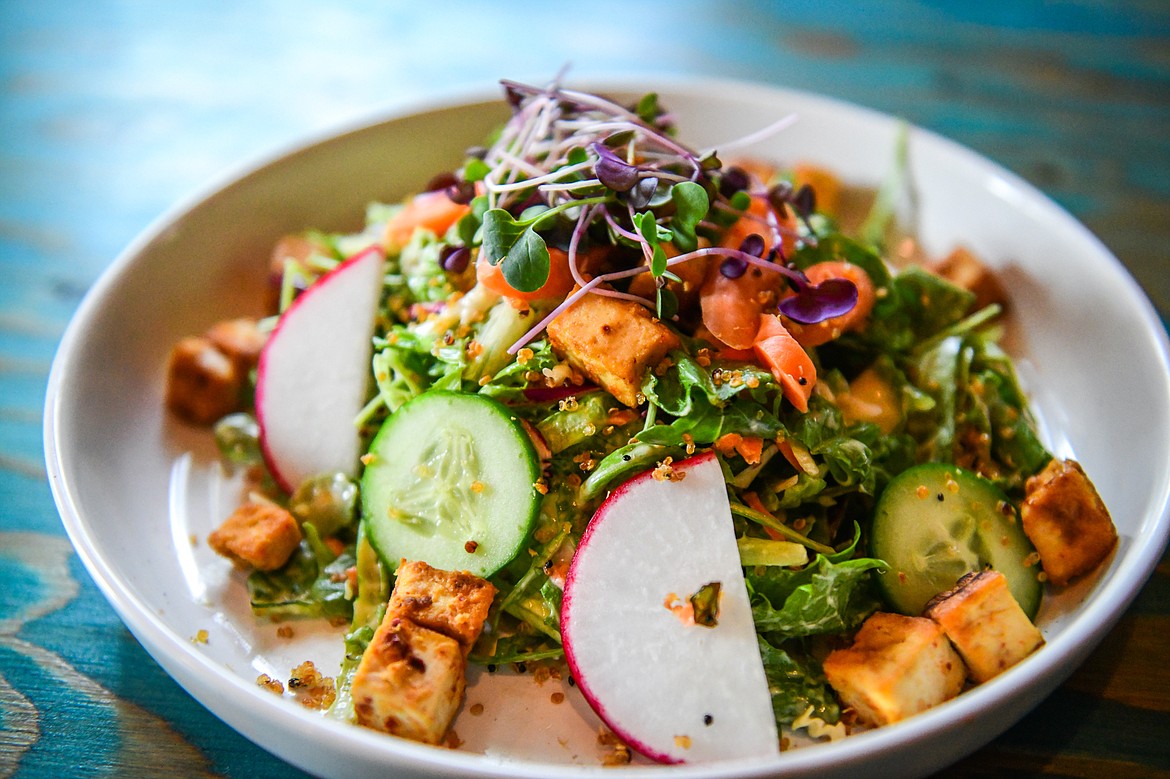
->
<box><xmin>217</xmin><ymin>78</ymin><xmax>1057</xmax><ymax>736</ymax></box>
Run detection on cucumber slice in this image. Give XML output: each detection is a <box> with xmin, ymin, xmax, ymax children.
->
<box><xmin>361</xmin><ymin>391</ymin><xmax>540</xmax><ymax>577</ymax></box>
<box><xmin>872</xmin><ymin>463</ymin><xmax>1042</xmax><ymax>618</ymax></box>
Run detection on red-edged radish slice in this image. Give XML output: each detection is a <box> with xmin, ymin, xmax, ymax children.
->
<box><xmin>561</xmin><ymin>451</ymin><xmax>779</xmax><ymax>764</ymax></box>
<box><xmin>256</xmin><ymin>246</ymin><xmax>384</xmax><ymax>493</ymax></box>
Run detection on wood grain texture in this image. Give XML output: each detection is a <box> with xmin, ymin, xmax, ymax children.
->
<box><xmin>1</xmin><ymin>1</ymin><xmax>1166</xmax><ymax>776</ymax></box>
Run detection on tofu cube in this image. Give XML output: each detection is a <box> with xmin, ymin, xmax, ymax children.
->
<box><xmin>205</xmin><ymin>317</ymin><xmax>266</xmax><ymax>375</ymax></box>
<box><xmin>208</xmin><ymin>502</ymin><xmax>302</xmax><ymax>571</ymax></box>
<box><xmin>925</xmin><ymin>570</ymin><xmax>1044</xmax><ymax>683</ymax></box>
<box><xmin>350</xmin><ymin>614</ymin><xmax>466</xmax><ymax>745</ymax></box>
<box><xmin>389</xmin><ymin>560</ymin><xmax>496</xmax><ymax>653</ymax></box>
<box><xmin>823</xmin><ymin>612</ymin><xmax>966</xmax><ymax>727</ymax></box>
<box><xmin>927</xmin><ymin>246</ymin><xmax>1007</xmax><ymax>313</ymax></box>
<box><xmin>1021</xmin><ymin>459</ymin><xmax>1117</xmax><ymax>586</ymax></box>
<box><xmin>165</xmin><ymin>335</ymin><xmax>243</xmax><ymax>425</ymax></box>
<box><xmin>546</xmin><ymin>290</ymin><xmax>680</xmax><ymax>407</ymax></box>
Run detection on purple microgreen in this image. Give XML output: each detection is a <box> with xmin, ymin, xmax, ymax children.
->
<box><xmin>719</xmin><ymin>257</ymin><xmax>747</xmax><ymax>279</ymax></box>
<box><xmin>624</xmin><ymin>176</ymin><xmax>658</xmax><ymax>209</ymax></box>
<box><xmin>439</xmin><ymin>245</ymin><xmax>470</xmax><ymax>274</ymax></box>
<box><xmin>425</xmin><ymin>171</ymin><xmax>458</xmax><ymax>192</ymax></box>
<box><xmin>767</xmin><ymin>180</ymin><xmax>819</xmax><ymax>235</ymax></box>
<box><xmin>778</xmin><ymin>275</ymin><xmax>859</xmax><ymax>324</ymax></box>
<box><xmin>791</xmin><ymin>183</ymin><xmax>816</xmax><ymax>219</ymax></box>
<box><xmin>766</xmin><ymin>182</ymin><xmax>792</xmax><ymax>220</ymax></box>
<box><xmin>719</xmin><ymin>166</ymin><xmax>750</xmax><ymax>199</ymax></box>
<box><xmin>738</xmin><ymin>233</ymin><xmax>766</xmax><ymax>258</ymax></box>
<box><xmin>446</xmin><ymin>180</ymin><xmax>477</xmax><ymax>205</ymax></box>
<box><xmin>503</xmin><ymin>82</ymin><xmax>527</xmax><ymax>110</ymax></box>
<box><xmin>590</xmin><ymin>142</ymin><xmax>639</xmax><ymax>192</ymax></box>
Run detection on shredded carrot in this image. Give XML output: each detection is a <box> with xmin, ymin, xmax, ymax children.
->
<box><xmin>714</xmin><ymin>432</ymin><xmax>743</xmax><ymax>456</ymax></box>
<box><xmin>476</xmin><ymin>246</ymin><xmax>576</xmax><ymax>302</ymax></box>
<box><xmin>753</xmin><ymin>314</ymin><xmax>816</xmax><ymax>412</ymax></box>
<box><xmin>735</xmin><ymin>435</ymin><xmax>763</xmax><ymax>464</ymax></box>
<box><xmin>742</xmin><ymin>490</ymin><xmax>785</xmax><ymax>542</ymax></box>
<box><xmin>384</xmin><ymin>190</ymin><xmax>470</xmax><ymax>249</ymax></box>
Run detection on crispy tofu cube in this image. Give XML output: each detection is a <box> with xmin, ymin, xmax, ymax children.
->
<box><xmin>208</xmin><ymin>502</ymin><xmax>302</xmax><ymax>571</ymax></box>
<box><xmin>546</xmin><ymin>290</ymin><xmax>680</xmax><ymax>407</ymax></box>
<box><xmin>823</xmin><ymin>612</ymin><xmax>966</xmax><ymax>727</ymax></box>
<box><xmin>165</xmin><ymin>335</ymin><xmax>244</xmax><ymax>425</ymax></box>
<box><xmin>351</xmin><ymin>614</ymin><xmax>466</xmax><ymax>745</ymax></box>
<box><xmin>205</xmin><ymin>317</ymin><xmax>266</xmax><ymax>375</ymax></box>
<box><xmin>1021</xmin><ymin>459</ymin><xmax>1117</xmax><ymax>586</ymax></box>
<box><xmin>389</xmin><ymin>560</ymin><xmax>496</xmax><ymax>653</ymax></box>
<box><xmin>928</xmin><ymin>246</ymin><xmax>1007</xmax><ymax>313</ymax></box>
<box><xmin>925</xmin><ymin>570</ymin><xmax>1044</xmax><ymax>683</ymax></box>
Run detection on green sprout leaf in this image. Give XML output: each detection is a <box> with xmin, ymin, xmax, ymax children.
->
<box><xmin>635</xmin><ymin>92</ymin><xmax>660</xmax><ymax>124</ymax></box>
<box><xmin>461</xmin><ymin>157</ymin><xmax>491</xmax><ymax>183</ymax></box>
<box><xmin>482</xmin><ymin>208</ymin><xmax>552</xmax><ymax>292</ymax></box>
<box><xmin>656</xmin><ymin>285</ymin><xmax>679</xmax><ymax>320</ymax></box>
<box><xmin>500</xmin><ymin>229</ymin><xmax>551</xmax><ymax>292</ymax></box>
<box><xmin>650</xmin><ymin>243</ymin><xmax>668</xmax><ymax>277</ymax></box>
<box><xmin>670</xmin><ymin>181</ymin><xmax>709</xmax><ymax>252</ymax></box>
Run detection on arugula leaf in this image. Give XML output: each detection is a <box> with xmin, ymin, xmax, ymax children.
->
<box><xmin>247</xmin><ymin>524</ymin><xmax>355</xmax><ymax>621</ymax></box>
<box><xmin>756</xmin><ymin>637</ymin><xmax>841</xmax><ymax>726</ymax></box>
<box><xmin>747</xmin><ymin>552</ymin><xmax>884</xmax><ymax>638</ymax></box>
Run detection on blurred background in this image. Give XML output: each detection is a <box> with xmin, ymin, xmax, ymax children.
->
<box><xmin>2</xmin><ymin>1</ymin><xmax>1167</xmax><ymax>777</ymax></box>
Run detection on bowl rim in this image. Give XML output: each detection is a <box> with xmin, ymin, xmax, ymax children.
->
<box><xmin>43</xmin><ymin>74</ymin><xmax>1170</xmax><ymax>778</ymax></box>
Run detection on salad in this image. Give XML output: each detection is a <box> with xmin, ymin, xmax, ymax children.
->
<box><xmin>166</xmin><ymin>77</ymin><xmax>1118</xmax><ymax>764</ymax></box>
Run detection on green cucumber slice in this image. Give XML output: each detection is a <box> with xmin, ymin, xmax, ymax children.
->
<box><xmin>360</xmin><ymin>391</ymin><xmax>540</xmax><ymax>577</ymax></box>
<box><xmin>872</xmin><ymin>463</ymin><xmax>1042</xmax><ymax>618</ymax></box>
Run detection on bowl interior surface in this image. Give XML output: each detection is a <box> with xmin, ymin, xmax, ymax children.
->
<box><xmin>46</xmin><ymin>79</ymin><xmax>1170</xmax><ymax>779</ymax></box>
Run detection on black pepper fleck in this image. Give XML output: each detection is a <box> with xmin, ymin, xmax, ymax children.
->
<box><xmin>936</xmin><ymin>493</ymin><xmax>944</xmax><ymax>501</ymax></box>
<box><xmin>798</xmin><ymin>377</ymin><xmax>808</xmax><ymax>386</ymax></box>
<box><xmin>703</xmin><ymin>714</ymin><xmax>714</xmax><ymax>726</ymax></box>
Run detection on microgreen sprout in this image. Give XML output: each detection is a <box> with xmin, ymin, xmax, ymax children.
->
<box><xmin>468</xmin><ymin>76</ymin><xmax>857</xmax><ymax>351</ymax></box>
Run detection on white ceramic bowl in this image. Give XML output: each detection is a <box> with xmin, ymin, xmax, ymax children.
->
<box><xmin>45</xmin><ymin>78</ymin><xmax>1170</xmax><ymax>778</ymax></box>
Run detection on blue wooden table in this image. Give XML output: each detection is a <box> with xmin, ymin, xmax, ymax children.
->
<box><xmin>2</xmin><ymin>1</ymin><xmax>1168</xmax><ymax>776</ymax></box>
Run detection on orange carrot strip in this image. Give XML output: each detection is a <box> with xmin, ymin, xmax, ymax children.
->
<box><xmin>734</xmin><ymin>435</ymin><xmax>764</xmax><ymax>465</ymax></box>
<box><xmin>476</xmin><ymin>246</ymin><xmax>577</xmax><ymax>303</ymax></box>
<box><xmin>384</xmin><ymin>190</ymin><xmax>471</xmax><ymax>249</ymax></box>
<box><xmin>753</xmin><ymin>314</ymin><xmax>816</xmax><ymax>412</ymax></box>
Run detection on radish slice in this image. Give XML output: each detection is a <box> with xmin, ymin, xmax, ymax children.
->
<box><xmin>256</xmin><ymin>246</ymin><xmax>385</xmax><ymax>493</ymax></box>
<box><xmin>561</xmin><ymin>451</ymin><xmax>779</xmax><ymax>764</ymax></box>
